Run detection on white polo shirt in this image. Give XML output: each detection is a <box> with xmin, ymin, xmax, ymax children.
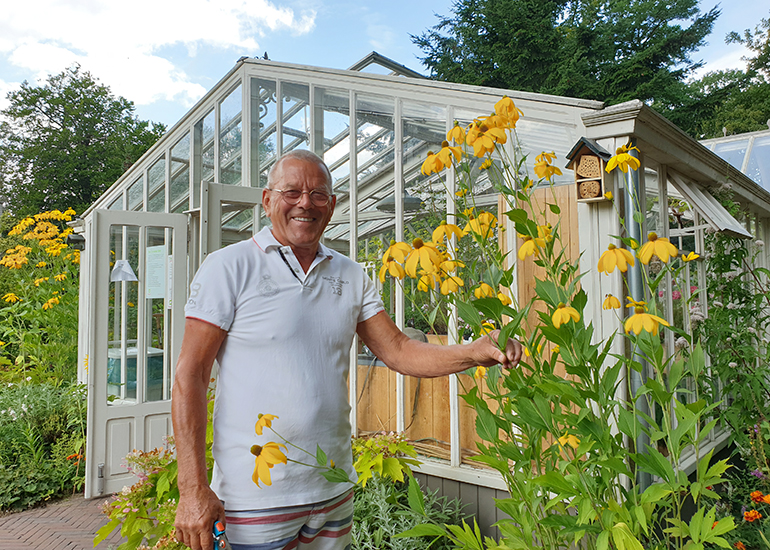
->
<box><xmin>184</xmin><ymin>227</ymin><xmax>384</xmax><ymax>510</ymax></box>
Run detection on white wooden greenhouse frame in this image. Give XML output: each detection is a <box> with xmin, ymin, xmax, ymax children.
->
<box><xmin>75</xmin><ymin>54</ymin><xmax>770</xmax><ymax>532</ymax></box>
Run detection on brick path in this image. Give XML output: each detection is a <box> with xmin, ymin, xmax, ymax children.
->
<box><xmin>0</xmin><ymin>494</ymin><xmax>124</xmax><ymax>549</ymax></box>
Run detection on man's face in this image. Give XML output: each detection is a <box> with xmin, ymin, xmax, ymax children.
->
<box><xmin>262</xmin><ymin>158</ymin><xmax>336</xmax><ymax>254</ymax></box>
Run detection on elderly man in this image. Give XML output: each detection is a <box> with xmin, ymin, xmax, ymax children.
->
<box><xmin>172</xmin><ymin>150</ymin><xmax>521</xmax><ymax>550</ymax></box>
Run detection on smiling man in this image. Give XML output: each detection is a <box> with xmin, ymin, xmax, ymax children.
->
<box><xmin>172</xmin><ymin>150</ymin><xmax>522</xmax><ymax>550</ymax></box>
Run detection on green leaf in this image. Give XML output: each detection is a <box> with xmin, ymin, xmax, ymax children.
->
<box><xmin>316</xmin><ymin>445</ymin><xmax>327</xmax><ymax>467</ymax></box>
<box><xmin>406</xmin><ymin>475</ymin><xmax>426</xmax><ymax>515</ymax></box>
<box><xmin>155</xmin><ymin>470</ymin><xmax>170</xmax><ymax>498</ymax></box>
<box><xmin>320</xmin><ymin>467</ymin><xmax>351</xmax><ymax>484</ymax></box>
<box><xmin>549</xmin><ymin>203</ymin><xmax>561</xmax><ymax>214</ymax></box>
<box><xmin>640</xmin><ymin>483</ymin><xmax>672</xmax><ymax>504</ymax></box>
<box><xmin>456</xmin><ymin>300</ymin><xmax>482</xmax><ymax>327</ymax></box>
<box><xmin>505</xmin><ymin>208</ymin><xmax>529</xmax><ymax>225</ymax></box>
<box><xmin>94</xmin><ymin>518</ymin><xmax>120</xmax><ymax>546</ymax></box>
<box><xmin>475</xmin><ymin>405</ymin><xmax>499</xmax><ymax>442</ymax></box>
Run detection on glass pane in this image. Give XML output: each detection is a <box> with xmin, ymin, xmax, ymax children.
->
<box><xmin>148</xmin><ymin>156</ymin><xmax>166</xmax><ymax>212</ymax></box>
<box><xmin>128</xmin><ymin>176</ymin><xmax>143</xmax><ymax>211</ymax></box>
<box><xmin>713</xmin><ymin>139</ymin><xmax>748</xmax><ymax>171</ymax></box>
<box><xmin>220</xmin><ymin>84</ymin><xmax>243</xmax><ymax>185</ymax></box>
<box><xmin>200</xmin><ymin>110</ymin><xmax>216</xmax><ymax>183</ymax></box>
<box><xmin>315</xmin><ymin>87</ymin><xmax>350</xmax><ymax>190</ymax></box>
<box><xmin>221</xmin><ymin>205</ymin><xmax>255</xmax><ymax>248</ymax></box>
<box><xmin>746</xmin><ymin>135</ymin><xmax>770</xmax><ymax>190</ymax></box>
<box><xmin>170</xmin><ymin>133</ymin><xmax>190</xmax><ymax>213</ymax></box>
<box><xmin>107</xmin><ymin>225</ymin><xmax>140</xmax><ymax>405</ymax></box>
<box><xmin>108</xmin><ymin>195</ymin><xmax>123</xmax><ymax>210</ymax></box>
<box><xmin>145</xmin><ymin>227</ymin><xmax>172</xmax><ymax>402</ymax></box>
<box><xmin>281</xmin><ymin>82</ymin><xmax>310</xmax><ymax>154</ymax></box>
<box><xmin>250</xmin><ymin>78</ymin><xmax>278</xmax><ymax>188</ymax></box>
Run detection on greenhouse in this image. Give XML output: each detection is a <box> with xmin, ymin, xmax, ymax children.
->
<box><xmin>75</xmin><ymin>54</ymin><xmax>770</xmax><ymax>532</ymax></box>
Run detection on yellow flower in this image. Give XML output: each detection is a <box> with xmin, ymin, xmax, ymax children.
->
<box><xmin>404</xmin><ymin>239</ymin><xmax>442</xmax><ymax>278</ymax></box>
<box><xmin>439</xmin><ymin>258</ymin><xmax>464</xmax><ymax>273</ymax></box>
<box><xmin>604</xmin><ymin>191</ymin><xmax>613</xmax><ymax>200</ymax></box>
<box><xmin>255</xmin><ymin>413</ymin><xmax>279</xmax><ymax>436</ymax></box>
<box><xmin>251</xmin><ymin>442</ymin><xmax>288</xmax><ymax>487</ymax></box>
<box><xmin>682</xmin><ymin>251</ymin><xmax>699</xmax><ymax>262</ymax></box>
<box><xmin>3</xmin><ymin>293</ymin><xmax>21</xmax><ymax>303</ymax></box>
<box><xmin>497</xmin><ymin>292</ymin><xmax>512</xmax><ymax>306</ymax></box>
<box><xmin>552</xmin><ymin>303</ymin><xmax>580</xmax><ymax>329</ymax></box>
<box><xmin>379</xmin><ymin>256</ymin><xmax>406</xmax><ymax>283</ymax></box>
<box><xmin>435</xmin><ymin>141</ymin><xmax>463</xmax><ymax>167</ymax></box>
<box><xmin>474</xmin><ymin>283</ymin><xmax>495</xmax><ymax>299</ymax></box>
<box><xmin>36</xmin><ymin>261</ymin><xmax>47</xmax><ymax>268</ymax></box>
<box><xmin>440</xmin><ymin>276</ymin><xmax>464</xmax><ymax>295</ymax></box>
<box><xmin>447</xmin><ymin>122</ymin><xmax>466</xmax><ymax>144</ymax></box>
<box><xmin>34</xmin><ymin>277</ymin><xmax>49</xmax><ymax>287</ymax></box>
<box><xmin>382</xmin><ymin>241</ymin><xmax>411</xmax><ymax>264</ymax></box>
<box><xmin>54</xmin><ymin>273</ymin><xmax>67</xmax><ymax>282</ymax></box>
<box><xmin>603</xmin><ymin>294</ymin><xmax>621</xmax><ymax>310</ymax></box>
<box><xmin>597</xmin><ymin>244</ymin><xmax>635</xmax><ymax>274</ymax></box>
<box><xmin>432</xmin><ymin>221</ymin><xmax>464</xmax><ymax>244</ymax></box>
<box><xmin>552</xmin><ymin>345</ymin><xmax>560</xmax><ymax>355</ymax></box>
<box><xmin>637</xmin><ymin>232</ymin><xmax>678</xmax><ymax>264</ymax></box>
<box><xmin>524</xmin><ymin>344</ymin><xmax>542</xmax><ymax>357</ymax></box>
<box><xmin>494</xmin><ymin>96</ymin><xmax>523</xmax><ymax>127</ymax></box>
<box><xmin>0</xmin><ymin>341</ymin><xmax>4</xmax><ymax>346</ymax></box>
<box><xmin>479</xmin><ymin>158</ymin><xmax>493</xmax><ymax>170</ymax></box>
<box><xmin>533</xmin><ymin>151</ymin><xmax>563</xmax><ymax>181</ymax></box>
<box><xmin>127</xmin><ymin>302</ymin><xmax>135</xmax><ymax>307</ymax></box>
<box><xmin>474</xmin><ymin>366</ymin><xmax>488</xmax><ymax>380</ymax></box>
<box><xmin>417</xmin><ymin>271</ymin><xmax>440</xmax><ymax>292</ymax></box>
<box><xmin>463</xmin><ymin>212</ymin><xmax>497</xmax><ymax>239</ymax></box>
<box><xmin>455</xmin><ymin>188</ymin><xmax>468</xmax><ymax>197</ymax></box>
<box><xmin>480</xmin><ymin>322</ymin><xmax>495</xmax><ymax>335</ymax></box>
<box><xmin>605</xmin><ymin>143</ymin><xmax>641</xmax><ymax>173</ymax></box>
<box><xmin>518</xmin><ymin>236</ymin><xmax>538</xmax><ymax>260</ymax></box>
<box><xmin>42</xmin><ymin>297</ymin><xmax>60</xmax><ymax>310</ymax></box>
<box><xmin>558</xmin><ymin>433</ymin><xmax>580</xmax><ymax>449</ymax></box>
<box><xmin>421</xmin><ymin>151</ymin><xmax>444</xmax><ymax>175</ymax></box>
<box><xmin>624</xmin><ymin>306</ymin><xmax>670</xmax><ymax>336</ymax></box>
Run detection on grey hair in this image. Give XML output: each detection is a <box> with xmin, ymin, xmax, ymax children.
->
<box><xmin>267</xmin><ymin>150</ymin><xmax>333</xmax><ymax>193</ymax></box>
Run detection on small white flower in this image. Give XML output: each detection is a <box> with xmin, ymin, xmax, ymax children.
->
<box><xmin>25</xmin><ymin>376</ymin><xmax>31</xmax><ymax>382</ymax></box>
<box><xmin>675</xmin><ymin>337</ymin><xmax>689</xmax><ymax>351</ymax></box>
<box><xmin>728</xmin><ymin>362</ymin><xmax>738</xmax><ymax>368</ymax></box>
<box><xmin>726</xmin><ymin>337</ymin><xmax>732</xmax><ymax>342</ymax></box>
<box><xmin>712</xmin><ymin>301</ymin><xmax>724</xmax><ymax>308</ymax></box>
<box><xmin>756</xmin><ymin>240</ymin><xmax>765</xmax><ymax>249</ymax></box>
<box><xmin>748</xmin><ymin>327</ymin><xmax>758</xmax><ymax>335</ymax></box>
<box><xmin>21</xmin><ymin>404</ymin><xmax>27</xmax><ymax>413</ymax></box>
<box><xmin>727</xmin><ymin>303</ymin><xmax>737</xmax><ymax>310</ymax></box>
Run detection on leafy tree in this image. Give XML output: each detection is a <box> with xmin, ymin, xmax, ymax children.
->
<box><xmin>0</xmin><ymin>65</ymin><xmax>165</xmax><ymax>215</ymax></box>
<box><xmin>412</xmin><ymin>0</ymin><xmax>719</xmax><ymax>106</ymax></box>
<box><xmin>658</xmin><ymin>12</ymin><xmax>770</xmax><ymax>138</ymax></box>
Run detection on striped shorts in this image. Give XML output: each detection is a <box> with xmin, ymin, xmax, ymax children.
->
<box><xmin>225</xmin><ymin>489</ymin><xmax>354</xmax><ymax>550</ymax></box>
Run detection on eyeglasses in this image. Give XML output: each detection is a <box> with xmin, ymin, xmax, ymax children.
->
<box><xmin>268</xmin><ymin>188</ymin><xmax>333</xmax><ymax>207</ymax></box>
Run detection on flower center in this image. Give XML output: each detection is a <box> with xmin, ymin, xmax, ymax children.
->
<box><xmin>413</xmin><ymin>238</ymin><xmax>424</xmax><ymax>249</ymax></box>
<box><xmin>441</xmin><ymin>140</ymin><xmax>449</xmax><ymax>148</ymax></box>
<box><xmin>250</xmin><ymin>445</ymin><xmax>262</xmax><ymax>456</ymax></box>
<box><xmin>608</xmin><ymin>244</ymin><xmax>616</xmax><ymax>250</ymax></box>
<box><xmin>648</xmin><ymin>232</ymin><xmax>658</xmax><ymax>241</ymax></box>
<box><xmin>635</xmin><ymin>307</ymin><xmax>646</xmax><ymax>314</ymax></box>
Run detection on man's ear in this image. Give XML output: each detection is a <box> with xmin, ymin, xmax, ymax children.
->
<box><xmin>261</xmin><ymin>188</ymin><xmax>273</xmax><ymax>218</ymax></box>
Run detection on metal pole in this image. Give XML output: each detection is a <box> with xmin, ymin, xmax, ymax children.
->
<box><xmin>623</xmin><ymin>143</ymin><xmax>652</xmax><ymax>489</ymax></box>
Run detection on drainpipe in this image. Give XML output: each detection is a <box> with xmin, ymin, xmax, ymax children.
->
<box><xmin>622</xmin><ymin>142</ymin><xmax>652</xmax><ymax>490</ymax></box>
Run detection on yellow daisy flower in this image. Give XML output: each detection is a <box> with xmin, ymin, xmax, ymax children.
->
<box><xmin>597</xmin><ymin>244</ymin><xmax>635</xmax><ymax>274</ymax></box>
<box><xmin>474</xmin><ymin>283</ymin><xmax>495</xmax><ymax>299</ymax></box>
<box><xmin>255</xmin><ymin>413</ymin><xmax>279</xmax><ymax>436</ymax></box>
<box><xmin>625</xmin><ymin>305</ymin><xmax>670</xmax><ymax>336</ymax></box>
<box><xmin>251</xmin><ymin>442</ymin><xmax>287</xmax><ymax>487</ymax></box>
<box><xmin>638</xmin><ymin>232</ymin><xmax>678</xmax><ymax>264</ymax></box>
<box><xmin>552</xmin><ymin>303</ymin><xmax>580</xmax><ymax>329</ymax></box>
<box><xmin>603</xmin><ymin>294</ymin><xmax>621</xmax><ymax>310</ymax></box>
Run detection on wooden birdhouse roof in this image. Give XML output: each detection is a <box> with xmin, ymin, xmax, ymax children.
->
<box><xmin>565</xmin><ymin>137</ymin><xmax>612</xmax><ymax>168</ymax></box>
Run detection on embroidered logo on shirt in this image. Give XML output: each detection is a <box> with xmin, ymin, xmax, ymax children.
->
<box><xmin>323</xmin><ymin>276</ymin><xmax>349</xmax><ymax>296</ymax></box>
<box><xmin>256</xmin><ymin>275</ymin><xmax>279</xmax><ymax>297</ymax></box>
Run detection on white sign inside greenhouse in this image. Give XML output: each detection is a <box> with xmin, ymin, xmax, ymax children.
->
<box><xmin>145</xmin><ymin>245</ymin><xmax>167</xmax><ymax>299</ymax></box>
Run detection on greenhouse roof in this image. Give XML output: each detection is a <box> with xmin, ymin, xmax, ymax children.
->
<box><xmin>701</xmin><ymin>126</ymin><xmax>770</xmax><ymax>192</ymax></box>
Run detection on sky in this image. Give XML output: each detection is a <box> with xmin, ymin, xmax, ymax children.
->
<box><xmin>0</xmin><ymin>0</ymin><xmax>764</xmax><ymax>128</ymax></box>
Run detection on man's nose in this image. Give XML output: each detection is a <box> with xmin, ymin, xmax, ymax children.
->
<box><xmin>296</xmin><ymin>191</ymin><xmax>314</xmax><ymax>208</ymax></box>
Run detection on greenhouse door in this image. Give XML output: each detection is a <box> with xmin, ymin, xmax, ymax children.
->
<box><xmin>84</xmin><ymin>210</ymin><xmax>188</xmax><ymax>498</ymax></box>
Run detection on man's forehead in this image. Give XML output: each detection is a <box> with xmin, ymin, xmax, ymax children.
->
<box><xmin>275</xmin><ymin>158</ymin><xmax>331</xmax><ymax>188</ymax></box>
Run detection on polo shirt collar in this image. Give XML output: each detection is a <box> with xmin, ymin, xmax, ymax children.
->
<box><xmin>254</xmin><ymin>227</ymin><xmax>333</xmax><ymax>261</ymax></box>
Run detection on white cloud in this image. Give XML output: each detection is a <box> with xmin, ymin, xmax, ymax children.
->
<box><xmin>0</xmin><ymin>0</ymin><xmax>316</xmax><ymax>109</ymax></box>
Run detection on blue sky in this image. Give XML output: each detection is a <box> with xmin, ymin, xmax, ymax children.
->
<box><xmin>0</xmin><ymin>0</ymin><xmax>763</xmax><ymax>127</ymax></box>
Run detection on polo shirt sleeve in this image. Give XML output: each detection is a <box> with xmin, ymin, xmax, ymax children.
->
<box><xmin>184</xmin><ymin>252</ymin><xmax>238</xmax><ymax>331</ymax></box>
<box><xmin>358</xmin><ymin>271</ymin><xmax>385</xmax><ymax>323</ymax></box>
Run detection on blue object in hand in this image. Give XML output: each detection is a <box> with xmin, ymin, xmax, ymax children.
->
<box><xmin>213</xmin><ymin>520</ymin><xmax>233</xmax><ymax>550</ymax></box>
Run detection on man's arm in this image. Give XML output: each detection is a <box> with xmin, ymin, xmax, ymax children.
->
<box><xmin>356</xmin><ymin>310</ymin><xmax>521</xmax><ymax>378</ymax></box>
<box><xmin>172</xmin><ymin>318</ymin><xmax>227</xmax><ymax>550</ymax></box>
